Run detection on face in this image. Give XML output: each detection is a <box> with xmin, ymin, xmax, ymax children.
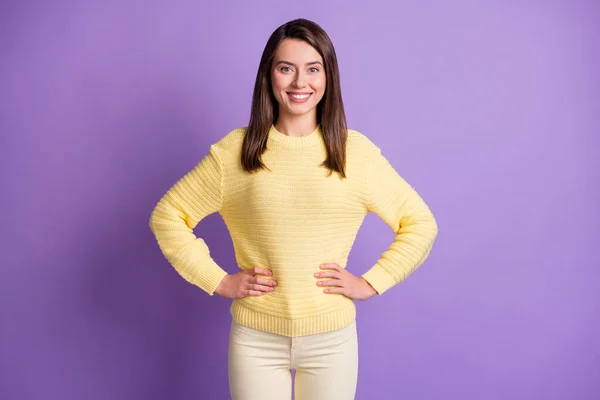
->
<box><xmin>270</xmin><ymin>38</ymin><xmax>326</xmax><ymax>119</ymax></box>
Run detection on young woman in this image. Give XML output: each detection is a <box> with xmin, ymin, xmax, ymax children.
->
<box><xmin>149</xmin><ymin>18</ymin><xmax>438</xmax><ymax>400</ymax></box>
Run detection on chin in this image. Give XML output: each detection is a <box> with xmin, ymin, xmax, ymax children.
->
<box><xmin>287</xmin><ymin>108</ymin><xmax>313</xmax><ymax>116</ymax></box>
<box><xmin>284</xmin><ymin>103</ymin><xmax>318</xmax><ymax>116</ymax></box>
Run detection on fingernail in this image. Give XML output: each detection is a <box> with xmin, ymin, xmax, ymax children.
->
<box><xmin>317</xmin><ymin>282</ymin><xmax>322</xmax><ymax>286</ymax></box>
<box><xmin>314</xmin><ymin>272</ymin><xmax>320</xmax><ymax>277</ymax></box>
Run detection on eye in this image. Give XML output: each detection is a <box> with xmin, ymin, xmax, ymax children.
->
<box><xmin>280</xmin><ymin>66</ymin><xmax>293</xmax><ymax>73</ymax></box>
<box><xmin>309</xmin><ymin>67</ymin><xmax>320</xmax><ymax>73</ymax></box>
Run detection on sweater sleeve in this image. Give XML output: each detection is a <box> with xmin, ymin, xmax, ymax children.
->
<box><xmin>149</xmin><ymin>145</ymin><xmax>229</xmax><ymax>296</ymax></box>
<box><xmin>361</xmin><ymin>148</ymin><xmax>438</xmax><ymax>295</ymax></box>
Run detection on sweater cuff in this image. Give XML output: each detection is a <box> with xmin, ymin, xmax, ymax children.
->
<box><xmin>188</xmin><ymin>260</ymin><xmax>229</xmax><ymax>296</ymax></box>
<box><xmin>362</xmin><ymin>264</ymin><xmax>398</xmax><ymax>295</ymax></box>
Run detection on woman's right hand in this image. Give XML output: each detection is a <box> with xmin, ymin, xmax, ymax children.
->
<box><xmin>214</xmin><ymin>267</ymin><xmax>277</xmax><ymax>299</ymax></box>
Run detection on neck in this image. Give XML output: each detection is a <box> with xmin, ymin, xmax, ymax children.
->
<box><xmin>274</xmin><ymin>109</ymin><xmax>318</xmax><ymax>137</ymax></box>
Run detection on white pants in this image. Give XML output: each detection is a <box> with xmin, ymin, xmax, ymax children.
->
<box><xmin>228</xmin><ymin>319</ymin><xmax>359</xmax><ymax>400</ymax></box>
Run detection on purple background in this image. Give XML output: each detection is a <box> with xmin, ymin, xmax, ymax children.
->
<box><xmin>2</xmin><ymin>1</ymin><xmax>599</xmax><ymax>399</ymax></box>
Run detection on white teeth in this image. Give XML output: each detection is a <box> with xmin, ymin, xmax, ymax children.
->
<box><xmin>289</xmin><ymin>93</ymin><xmax>310</xmax><ymax>99</ymax></box>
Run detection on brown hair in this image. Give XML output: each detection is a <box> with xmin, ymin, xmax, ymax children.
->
<box><xmin>241</xmin><ymin>18</ymin><xmax>347</xmax><ymax>178</ymax></box>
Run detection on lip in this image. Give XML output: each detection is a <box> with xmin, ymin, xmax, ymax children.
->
<box><xmin>287</xmin><ymin>92</ymin><xmax>313</xmax><ymax>104</ymax></box>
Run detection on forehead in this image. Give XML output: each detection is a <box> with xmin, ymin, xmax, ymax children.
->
<box><xmin>274</xmin><ymin>39</ymin><xmax>323</xmax><ymax>63</ymax></box>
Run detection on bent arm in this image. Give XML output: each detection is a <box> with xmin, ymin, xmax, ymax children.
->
<box><xmin>149</xmin><ymin>145</ymin><xmax>228</xmax><ymax>295</ymax></box>
<box><xmin>361</xmin><ymin>148</ymin><xmax>438</xmax><ymax>295</ymax></box>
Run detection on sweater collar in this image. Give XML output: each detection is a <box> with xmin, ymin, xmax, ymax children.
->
<box><xmin>268</xmin><ymin>124</ymin><xmax>323</xmax><ymax>148</ymax></box>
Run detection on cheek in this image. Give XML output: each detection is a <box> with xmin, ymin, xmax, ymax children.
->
<box><xmin>270</xmin><ymin>75</ymin><xmax>285</xmax><ymax>102</ymax></box>
<box><xmin>311</xmin><ymin>77</ymin><xmax>326</xmax><ymax>103</ymax></box>
<box><xmin>313</xmin><ymin>76</ymin><xmax>326</xmax><ymax>93</ymax></box>
<box><xmin>272</xmin><ymin>73</ymin><xmax>290</xmax><ymax>92</ymax></box>
<box><xmin>271</xmin><ymin>75</ymin><xmax>281</xmax><ymax>90</ymax></box>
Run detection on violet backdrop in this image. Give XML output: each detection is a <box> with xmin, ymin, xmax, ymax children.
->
<box><xmin>1</xmin><ymin>0</ymin><xmax>599</xmax><ymax>399</ymax></box>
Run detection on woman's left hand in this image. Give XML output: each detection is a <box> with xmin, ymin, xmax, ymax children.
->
<box><xmin>314</xmin><ymin>263</ymin><xmax>378</xmax><ymax>301</ymax></box>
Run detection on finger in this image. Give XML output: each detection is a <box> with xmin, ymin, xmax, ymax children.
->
<box><xmin>317</xmin><ymin>279</ymin><xmax>343</xmax><ymax>287</ymax></box>
<box><xmin>314</xmin><ymin>270</ymin><xmax>341</xmax><ymax>279</ymax></box>
<box><xmin>320</xmin><ymin>263</ymin><xmax>340</xmax><ymax>271</ymax></box>
<box><xmin>254</xmin><ymin>277</ymin><xmax>277</xmax><ymax>286</ymax></box>
<box><xmin>250</xmin><ymin>283</ymin><xmax>275</xmax><ymax>292</ymax></box>
<box><xmin>324</xmin><ymin>287</ymin><xmax>344</xmax><ymax>294</ymax></box>
<box><xmin>251</xmin><ymin>267</ymin><xmax>273</xmax><ymax>276</ymax></box>
<box><xmin>244</xmin><ymin>289</ymin><xmax>266</xmax><ymax>296</ymax></box>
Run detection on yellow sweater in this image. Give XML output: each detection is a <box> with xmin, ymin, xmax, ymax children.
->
<box><xmin>149</xmin><ymin>125</ymin><xmax>438</xmax><ymax>337</ymax></box>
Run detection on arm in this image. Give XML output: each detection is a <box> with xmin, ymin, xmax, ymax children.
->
<box><xmin>361</xmin><ymin>148</ymin><xmax>439</xmax><ymax>295</ymax></box>
<box><xmin>149</xmin><ymin>145</ymin><xmax>228</xmax><ymax>296</ymax></box>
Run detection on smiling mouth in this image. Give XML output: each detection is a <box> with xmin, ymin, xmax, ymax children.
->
<box><xmin>287</xmin><ymin>92</ymin><xmax>313</xmax><ymax>102</ymax></box>
<box><xmin>288</xmin><ymin>92</ymin><xmax>312</xmax><ymax>99</ymax></box>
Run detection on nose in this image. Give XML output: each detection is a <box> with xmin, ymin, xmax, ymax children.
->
<box><xmin>293</xmin><ymin>72</ymin><xmax>307</xmax><ymax>88</ymax></box>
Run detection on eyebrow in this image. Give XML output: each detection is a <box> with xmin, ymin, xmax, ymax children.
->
<box><xmin>275</xmin><ymin>60</ymin><xmax>323</xmax><ymax>67</ymax></box>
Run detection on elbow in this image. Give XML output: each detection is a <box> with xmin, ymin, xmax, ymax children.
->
<box><xmin>149</xmin><ymin>207</ymin><xmax>156</xmax><ymax>231</ymax></box>
<box><xmin>148</xmin><ymin>212</ymin><xmax>155</xmax><ymax>234</ymax></box>
<box><xmin>148</xmin><ymin>203</ymin><xmax>162</xmax><ymax>235</ymax></box>
<box><xmin>415</xmin><ymin>210</ymin><xmax>438</xmax><ymax>244</ymax></box>
<box><xmin>427</xmin><ymin>213</ymin><xmax>439</xmax><ymax>245</ymax></box>
<box><xmin>431</xmin><ymin>214</ymin><xmax>439</xmax><ymax>236</ymax></box>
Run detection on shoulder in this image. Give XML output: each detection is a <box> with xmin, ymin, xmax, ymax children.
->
<box><xmin>212</xmin><ymin>127</ymin><xmax>247</xmax><ymax>152</ymax></box>
<box><xmin>207</xmin><ymin>126</ymin><xmax>247</xmax><ymax>162</ymax></box>
<box><xmin>346</xmin><ymin>128</ymin><xmax>381</xmax><ymax>157</ymax></box>
<box><xmin>343</xmin><ymin>129</ymin><xmax>384</xmax><ymax>178</ymax></box>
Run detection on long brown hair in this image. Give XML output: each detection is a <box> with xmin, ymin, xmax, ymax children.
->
<box><xmin>241</xmin><ymin>18</ymin><xmax>347</xmax><ymax>178</ymax></box>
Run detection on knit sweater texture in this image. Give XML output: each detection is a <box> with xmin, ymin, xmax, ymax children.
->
<box><xmin>149</xmin><ymin>125</ymin><xmax>438</xmax><ymax>337</ymax></box>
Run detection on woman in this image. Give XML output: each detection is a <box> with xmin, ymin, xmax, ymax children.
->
<box><xmin>149</xmin><ymin>18</ymin><xmax>438</xmax><ymax>400</ymax></box>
